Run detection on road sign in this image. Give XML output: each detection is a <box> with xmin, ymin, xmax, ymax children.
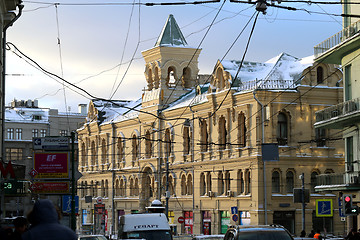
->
<box><xmin>316</xmin><ymin>199</ymin><xmax>333</xmax><ymax>217</ymax></box>
<box><xmin>34</xmin><ymin>152</ymin><xmax>69</xmax><ymax>179</ymax></box>
<box><xmin>62</xmin><ymin>195</ymin><xmax>79</xmax><ymax>214</ymax></box>
<box><xmin>33</xmin><ymin>137</ymin><xmax>70</xmax><ymax>150</ymax></box>
<box><xmin>178</xmin><ymin>216</ymin><xmax>185</xmax><ymax>224</ymax></box>
<box><xmin>29</xmin><ymin>181</ymin><xmax>70</xmax><ymax>194</ymax></box>
<box><xmin>231</xmin><ymin>206</ymin><xmax>238</xmax><ymax>215</ymax></box>
<box><xmin>232</xmin><ymin>214</ymin><xmax>239</xmax><ymax>222</ymax></box>
<box><xmin>29</xmin><ymin>168</ymin><xmax>38</xmax><ymax>178</ymax></box>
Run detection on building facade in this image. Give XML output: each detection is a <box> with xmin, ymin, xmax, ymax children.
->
<box><xmin>3</xmin><ymin>99</ymin><xmax>87</xmax><ymax>218</ymax></box>
<box><xmin>314</xmin><ymin>0</ymin><xmax>360</xmax><ymax>231</ymax></box>
<box><xmin>78</xmin><ymin>15</ymin><xmax>345</xmax><ymax>237</ymax></box>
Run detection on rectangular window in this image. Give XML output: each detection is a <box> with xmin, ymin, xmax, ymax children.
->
<box><xmin>5</xmin><ymin>148</ymin><xmax>23</xmax><ymax>161</ymax></box>
<box><xmin>346</xmin><ymin>136</ymin><xmax>354</xmax><ymax>172</ymax></box>
<box><xmin>60</xmin><ymin>130</ymin><xmax>68</xmax><ymax>136</ymax></box>
<box><xmin>315</xmin><ymin>128</ymin><xmax>326</xmax><ymax>147</ymax></box>
<box><xmin>7</xmin><ymin>128</ymin><xmax>14</xmax><ymax>139</ymax></box>
<box><xmin>345</xmin><ymin>65</ymin><xmax>352</xmax><ymax>101</ymax></box>
<box><xmin>40</xmin><ymin>129</ymin><xmax>47</xmax><ymax>137</ymax></box>
<box><xmin>15</xmin><ymin>128</ymin><xmax>22</xmax><ymax>140</ymax></box>
<box><xmin>33</xmin><ymin>115</ymin><xmax>42</xmax><ymax>120</ymax></box>
<box><xmin>32</xmin><ymin>129</ymin><xmax>39</xmax><ymax>138</ymax></box>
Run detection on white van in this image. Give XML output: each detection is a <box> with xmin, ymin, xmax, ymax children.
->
<box><xmin>117</xmin><ymin>213</ymin><xmax>173</xmax><ymax>240</ymax></box>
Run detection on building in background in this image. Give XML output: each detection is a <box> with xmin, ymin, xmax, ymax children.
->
<box><xmin>77</xmin><ymin>15</ymin><xmax>345</xmax><ymax>237</ymax></box>
<box><xmin>314</xmin><ymin>0</ymin><xmax>360</xmax><ymax>231</ymax></box>
<box><xmin>3</xmin><ymin>99</ymin><xmax>87</xmax><ymax>218</ymax></box>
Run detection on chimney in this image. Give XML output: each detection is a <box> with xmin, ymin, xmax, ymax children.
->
<box><xmin>78</xmin><ymin>104</ymin><xmax>87</xmax><ymax>115</ymax></box>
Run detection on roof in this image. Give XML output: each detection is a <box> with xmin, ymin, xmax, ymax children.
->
<box><xmin>222</xmin><ymin>52</ymin><xmax>313</xmax><ymax>90</ymax></box>
<box><xmin>154</xmin><ymin>14</ymin><xmax>188</xmax><ymax>47</ymax></box>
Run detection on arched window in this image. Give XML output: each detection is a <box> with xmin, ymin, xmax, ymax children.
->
<box><xmin>219</xmin><ymin>116</ymin><xmax>227</xmax><ymax>150</ymax></box>
<box><xmin>167</xmin><ymin>67</ymin><xmax>176</xmax><ymax>87</ymax></box>
<box><xmin>132</xmin><ymin>134</ymin><xmax>138</xmax><ymax>165</ymax></box>
<box><xmin>101</xmin><ymin>180</ymin><xmax>105</xmax><ymax>197</ymax></box>
<box><xmin>237</xmin><ymin>170</ymin><xmax>244</xmax><ymax>195</ymax></box>
<box><xmin>317</xmin><ymin>66</ymin><xmax>324</xmax><ymax>84</ymax></box>
<box><xmin>91</xmin><ymin>141</ymin><xmax>96</xmax><ymax>168</ymax></box>
<box><xmin>120</xmin><ymin>178</ymin><xmax>125</xmax><ymax>197</ymax></box>
<box><xmin>105</xmin><ymin>180</ymin><xmax>108</xmax><ymax>197</ymax></box>
<box><xmin>200</xmin><ymin>173</ymin><xmax>206</xmax><ymax>196</ymax></box>
<box><xmin>277</xmin><ymin>113</ymin><xmax>288</xmax><ymax>145</ymax></box>
<box><xmin>187</xmin><ymin>174</ymin><xmax>193</xmax><ymax>195</ymax></box>
<box><xmin>311</xmin><ymin>171</ymin><xmax>318</xmax><ymax>193</ymax></box>
<box><xmin>135</xmin><ymin>178</ymin><xmax>139</xmax><ymax>196</ymax></box>
<box><xmin>200</xmin><ymin>119</ymin><xmax>208</xmax><ymax>152</ymax></box>
<box><xmin>183</xmin><ymin>126</ymin><xmax>190</xmax><ymax>155</ymax></box>
<box><xmin>245</xmin><ymin>170</ymin><xmax>251</xmax><ymax>194</ymax></box>
<box><xmin>165</xmin><ymin>128</ymin><xmax>172</xmax><ymax>157</ymax></box>
<box><xmin>238</xmin><ymin>112</ymin><xmax>246</xmax><ymax>147</ymax></box>
<box><xmin>147</xmin><ymin>68</ymin><xmax>153</xmax><ymax>90</ymax></box>
<box><xmin>182</xmin><ymin>67</ymin><xmax>191</xmax><ymax>88</ymax></box>
<box><xmin>101</xmin><ymin>139</ymin><xmax>107</xmax><ymax>166</ymax></box>
<box><xmin>145</xmin><ymin>130</ymin><xmax>152</xmax><ymax>158</ymax></box>
<box><xmin>169</xmin><ymin>175</ymin><xmax>175</xmax><ymax>196</ymax></box>
<box><xmin>286</xmin><ymin>171</ymin><xmax>294</xmax><ymax>193</ymax></box>
<box><xmin>225</xmin><ymin>171</ymin><xmax>231</xmax><ymax>192</ymax></box>
<box><xmin>129</xmin><ymin>178</ymin><xmax>134</xmax><ymax>196</ymax></box>
<box><xmin>81</xmin><ymin>142</ymin><xmax>86</xmax><ymax>168</ymax></box>
<box><xmin>216</xmin><ymin>68</ymin><xmax>225</xmax><ymax>89</ymax></box>
<box><xmin>181</xmin><ymin>175</ymin><xmax>187</xmax><ymax>195</ymax></box>
<box><xmin>218</xmin><ymin>171</ymin><xmax>225</xmax><ymax>195</ymax></box>
<box><xmin>272</xmin><ymin>170</ymin><xmax>280</xmax><ymax>193</ymax></box>
<box><xmin>206</xmin><ymin>172</ymin><xmax>212</xmax><ymax>193</ymax></box>
<box><xmin>115</xmin><ymin>179</ymin><xmax>120</xmax><ymax>196</ymax></box>
<box><xmin>117</xmin><ymin>137</ymin><xmax>124</xmax><ymax>168</ymax></box>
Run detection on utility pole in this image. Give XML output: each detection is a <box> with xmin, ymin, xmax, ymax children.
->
<box><xmin>71</xmin><ymin>132</ymin><xmax>76</xmax><ymax>231</ymax></box>
<box><xmin>301</xmin><ymin>173</ymin><xmax>305</xmax><ymax>231</ymax></box>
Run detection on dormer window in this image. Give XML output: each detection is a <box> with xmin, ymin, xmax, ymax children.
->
<box><xmin>33</xmin><ymin>115</ymin><xmax>42</xmax><ymax>120</ymax></box>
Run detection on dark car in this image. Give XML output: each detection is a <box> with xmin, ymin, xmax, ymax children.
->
<box><xmin>224</xmin><ymin>225</ymin><xmax>294</xmax><ymax>240</ymax></box>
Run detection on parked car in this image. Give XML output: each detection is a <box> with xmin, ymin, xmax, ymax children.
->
<box><xmin>192</xmin><ymin>235</ymin><xmax>225</xmax><ymax>240</ymax></box>
<box><xmin>78</xmin><ymin>235</ymin><xmax>108</xmax><ymax>240</ymax></box>
<box><xmin>223</xmin><ymin>225</ymin><xmax>294</xmax><ymax>240</ymax></box>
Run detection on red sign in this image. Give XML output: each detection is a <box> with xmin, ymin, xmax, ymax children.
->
<box><xmin>29</xmin><ymin>181</ymin><xmax>70</xmax><ymax>194</ymax></box>
<box><xmin>178</xmin><ymin>216</ymin><xmax>185</xmax><ymax>224</ymax></box>
<box><xmin>34</xmin><ymin>152</ymin><xmax>69</xmax><ymax>179</ymax></box>
<box><xmin>0</xmin><ymin>161</ymin><xmax>15</xmax><ymax>178</ymax></box>
<box><xmin>29</xmin><ymin>168</ymin><xmax>38</xmax><ymax>178</ymax></box>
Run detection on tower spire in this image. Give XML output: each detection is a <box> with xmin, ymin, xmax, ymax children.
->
<box><xmin>155</xmin><ymin>14</ymin><xmax>187</xmax><ymax>47</ymax></box>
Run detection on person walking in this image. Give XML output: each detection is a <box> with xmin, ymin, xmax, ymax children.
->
<box><xmin>9</xmin><ymin>216</ymin><xmax>27</xmax><ymax>240</ymax></box>
<box><xmin>22</xmin><ymin>199</ymin><xmax>77</xmax><ymax>240</ymax></box>
<box><xmin>345</xmin><ymin>228</ymin><xmax>360</xmax><ymax>240</ymax></box>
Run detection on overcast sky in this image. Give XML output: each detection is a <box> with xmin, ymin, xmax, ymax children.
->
<box><xmin>5</xmin><ymin>0</ymin><xmax>342</xmax><ymax>112</ymax></box>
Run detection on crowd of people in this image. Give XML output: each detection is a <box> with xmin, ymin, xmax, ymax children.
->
<box><xmin>0</xmin><ymin>199</ymin><xmax>77</xmax><ymax>240</ymax></box>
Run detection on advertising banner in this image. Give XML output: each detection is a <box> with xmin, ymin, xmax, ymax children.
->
<box><xmin>34</xmin><ymin>152</ymin><xmax>69</xmax><ymax>179</ymax></box>
<box><xmin>30</xmin><ymin>181</ymin><xmax>70</xmax><ymax>194</ymax></box>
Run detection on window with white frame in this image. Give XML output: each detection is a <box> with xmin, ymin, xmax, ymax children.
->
<box><xmin>7</xmin><ymin>128</ymin><xmax>14</xmax><ymax>139</ymax></box>
<box><xmin>15</xmin><ymin>128</ymin><xmax>22</xmax><ymax>140</ymax></box>
<box><xmin>32</xmin><ymin>129</ymin><xmax>39</xmax><ymax>138</ymax></box>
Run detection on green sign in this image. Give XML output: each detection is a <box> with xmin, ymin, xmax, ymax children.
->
<box><xmin>0</xmin><ymin>179</ymin><xmax>27</xmax><ymax>195</ymax></box>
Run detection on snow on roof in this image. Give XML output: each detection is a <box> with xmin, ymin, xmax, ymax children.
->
<box><xmin>222</xmin><ymin>52</ymin><xmax>313</xmax><ymax>89</ymax></box>
<box><xmin>92</xmin><ymin>99</ymin><xmax>142</xmax><ymax>124</ymax></box>
<box><xmin>5</xmin><ymin>107</ymin><xmax>49</xmax><ymax>123</ymax></box>
<box><xmin>166</xmin><ymin>84</ymin><xmax>209</xmax><ymax>111</ymax></box>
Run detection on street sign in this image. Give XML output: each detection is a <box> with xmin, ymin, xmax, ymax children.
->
<box><xmin>232</xmin><ymin>214</ymin><xmax>239</xmax><ymax>222</ymax></box>
<box><xmin>33</xmin><ymin>137</ymin><xmax>70</xmax><ymax>150</ymax></box>
<box><xmin>29</xmin><ymin>181</ymin><xmax>70</xmax><ymax>194</ymax></box>
<box><xmin>0</xmin><ymin>161</ymin><xmax>15</xmax><ymax>178</ymax></box>
<box><xmin>34</xmin><ymin>152</ymin><xmax>69</xmax><ymax>179</ymax></box>
<box><xmin>231</xmin><ymin>206</ymin><xmax>238</xmax><ymax>215</ymax></box>
<box><xmin>62</xmin><ymin>195</ymin><xmax>79</xmax><ymax>214</ymax></box>
<box><xmin>178</xmin><ymin>216</ymin><xmax>185</xmax><ymax>224</ymax></box>
<box><xmin>316</xmin><ymin>199</ymin><xmax>333</xmax><ymax>217</ymax></box>
<box><xmin>29</xmin><ymin>168</ymin><xmax>38</xmax><ymax>178</ymax></box>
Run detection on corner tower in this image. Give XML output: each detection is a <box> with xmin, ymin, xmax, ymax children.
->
<box><xmin>141</xmin><ymin>14</ymin><xmax>201</xmax><ymax>109</ymax></box>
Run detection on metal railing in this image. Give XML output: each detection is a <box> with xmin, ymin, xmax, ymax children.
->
<box><xmin>315</xmin><ymin>97</ymin><xmax>360</xmax><ymax>123</ymax></box>
<box><xmin>314</xmin><ymin>20</ymin><xmax>360</xmax><ymax>58</ymax></box>
<box><xmin>237</xmin><ymin>79</ymin><xmax>296</xmax><ymax>91</ymax></box>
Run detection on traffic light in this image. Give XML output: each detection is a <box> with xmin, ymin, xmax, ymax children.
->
<box><xmin>343</xmin><ymin>194</ymin><xmax>359</xmax><ymax>216</ymax></box>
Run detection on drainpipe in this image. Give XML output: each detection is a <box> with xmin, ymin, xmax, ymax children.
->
<box><xmin>1</xmin><ymin>3</ymin><xmax>24</xmax><ymax>163</ymax></box>
<box><xmin>253</xmin><ymin>89</ymin><xmax>267</xmax><ymax>224</ymax></box>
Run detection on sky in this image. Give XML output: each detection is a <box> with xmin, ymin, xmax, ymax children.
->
<box><xmin>5</xmin><ymin>0</ymin><xmax>343</xmax><ymax>112</ymax></box>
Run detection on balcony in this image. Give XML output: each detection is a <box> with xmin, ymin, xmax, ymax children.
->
<box><xmin>316</xmin><ymin>171</ymin><xmax>360</xmax><ymax>192</ymax></box>
<box><xmin>314</xmin><ymin>20</ymin><xmax>360</xmax><ymax>60</ymax></box>
<box><xmin>315</xmin><ymin>97</ymin><xmax>360</xmax><ymax>129</ymax></box>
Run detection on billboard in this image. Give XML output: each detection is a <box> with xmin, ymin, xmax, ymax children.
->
<box><xmin>34</xmin><ymin>152</ymin><xmax>69</xmax><ymax>179</ymax></box>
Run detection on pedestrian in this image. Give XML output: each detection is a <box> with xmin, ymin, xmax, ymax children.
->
<box><xmin>308</xmin><ymin>230</ymin><xmax>315</xmax><ymax>238</ymax></box>
<box><xmin>22</xmin><ymin>199</ymin><xmax>77</xmax><ymax>240</ymax></box>
<box><xmin>345</xmin><ymin>228</ymin><xmax>360</xmax><ymax>240</ymax></box>
<box><xmin>314</xmin><ymin>229</ymin><xmax>322</xmax><ymax>240</ymax></box>
<box><xmin>9</xmin><ymin>216</ymin><xmax>27</xmax><ymax>240</ymax></box>
<box><xmin>300</xmin><ymin>230</ymin><xmax>306</xmax><ymax>237</ymax></box>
